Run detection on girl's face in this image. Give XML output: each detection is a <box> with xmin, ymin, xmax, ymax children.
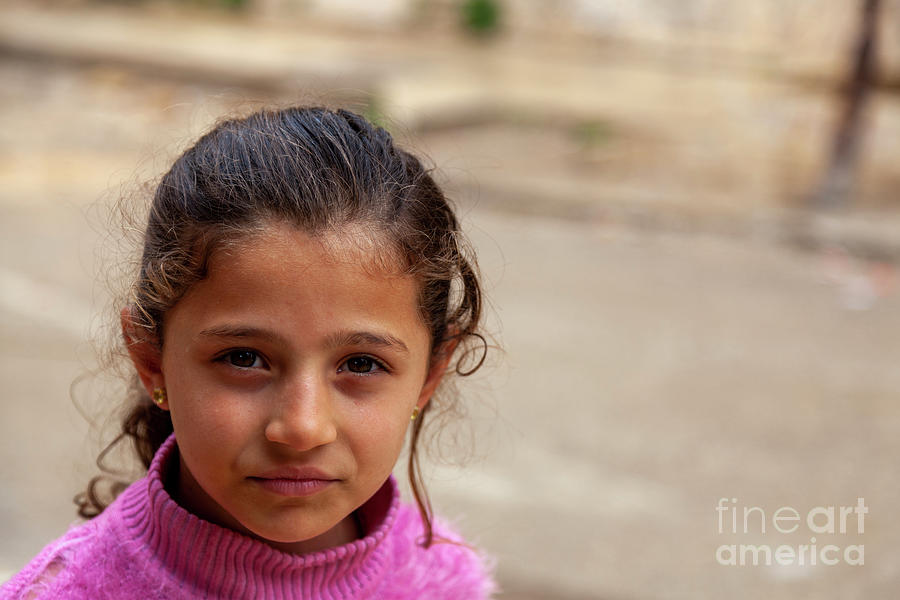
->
<box><xmin>131</xmin><ymin>223</ymin><xmax>446</xmax><ymax>553</ymax></box>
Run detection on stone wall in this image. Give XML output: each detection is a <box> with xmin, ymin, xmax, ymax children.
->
<box><xmin>247</xmin><ymin>0</ymin><xmax>900</xmax><ymax>82</ymax></box>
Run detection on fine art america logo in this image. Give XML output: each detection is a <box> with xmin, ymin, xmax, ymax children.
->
<box><xmin>715</xmin><ymin>497</ymin><xmax>867</xmax><ymax>567</ymax></box>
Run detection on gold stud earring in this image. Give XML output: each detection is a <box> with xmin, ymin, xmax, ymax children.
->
<box><xmin>152</xmin><ymin>388</ymin><xmax>167</xmax><ymax>406</ymax></box>
<box><xmin>410</xmin><ymin>407</ymin><xmax>419</xmax><ymax>421</ymax></box>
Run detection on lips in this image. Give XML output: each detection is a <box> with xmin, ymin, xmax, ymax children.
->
<box><xmin>249</xmin><ymin>466</ymin><xmax>339</xmax><ymax>497</ymax></box>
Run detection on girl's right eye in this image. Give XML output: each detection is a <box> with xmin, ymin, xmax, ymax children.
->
<box><xmin>218</xmin><ymin>350</ymin><xmax>266</xmax><ymax>369</ymax></box>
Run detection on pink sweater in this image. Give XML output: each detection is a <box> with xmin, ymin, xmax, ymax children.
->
<box><xmin>1</xmin><ymin>436</ymin><xmax>494</xmax><ymax>599</ymax></box>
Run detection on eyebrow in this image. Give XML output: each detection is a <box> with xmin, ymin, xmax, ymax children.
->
<box><xmin>198</xmin><ymin>325</ymin><xmax>289</xmax><ymax>344</ymax></box>
<box><xmin>197</xmin><ymin>325</ymin><xmax>409</xmax><ymax>354</ymax></box>
<box><xmin>327</xmin><ymin>330</ymin><xmax>410</xmax><ymax>354</ymax></box>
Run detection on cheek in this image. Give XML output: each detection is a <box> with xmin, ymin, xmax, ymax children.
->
<box><xmin>174</xmin><ymin>399</ymin><xmax>254</xmax><ymax>440</ymax></box>
<box><xmin>349</xmin><ymin>406</ymin><xmax>411</xmax><ymax>465</ymax></box>
<box><xmin>164</xmin><ymin>361</ymin><xmax>259</xmax><ymax>449</ymax></box>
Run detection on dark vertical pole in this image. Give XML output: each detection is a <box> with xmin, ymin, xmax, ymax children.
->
<box><xmin>810</xmin><ymin>0</ymin><xmax>880</xmax><ymax>210</ymax></box>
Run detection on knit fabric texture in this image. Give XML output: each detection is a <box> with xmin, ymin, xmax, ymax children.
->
<box><xmin>1</xmin><ymin>435</ymin><xmax>494</xmax><ymax>599</ymax></box>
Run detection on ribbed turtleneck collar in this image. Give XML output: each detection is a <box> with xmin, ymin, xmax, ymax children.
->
<box><xmin>114</xmin><ymin>434</ymin><xmax>399</xmax><ymax>599</ymax></box>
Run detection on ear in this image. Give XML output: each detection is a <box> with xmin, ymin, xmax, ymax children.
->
<box><xmin>416</xmin><ymin>339</ymin><xmax>459</xmax><ymax>410</ymax></box>
<box><xmin>121</xmin><ymin>307</ymin><xmax>166</xmax><ymax>406</ymax></box>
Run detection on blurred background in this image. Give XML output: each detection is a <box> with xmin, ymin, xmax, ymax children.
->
<box><xmin>2</xmin><ymin>0</ymin><xmax>899</xmax><ymax>598</ymax></box>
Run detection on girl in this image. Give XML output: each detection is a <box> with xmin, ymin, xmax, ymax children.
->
<box><xmin>2</xmin><ymin>107</ymin><xmax>495</xmax><ymax>599</ymax></box>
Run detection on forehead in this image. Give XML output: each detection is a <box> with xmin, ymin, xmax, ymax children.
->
<box><xmin>164</xmin><ymin>222</ymin><xmax>428</xmax><ymax>344</ymax></box>
<box><xmin>209</xmin><ymin>218</ymin><xmax>408</xmax><ymax>276</ymax></box>
<box><xmin>308</xmin><ymin>222</ymin><xmax>409</xmax><ymax>277</ymax></box>
<box><xmin>209</xmin><ymin>221</ymin><xmax>412</xmax><ymax>294</ymax></box>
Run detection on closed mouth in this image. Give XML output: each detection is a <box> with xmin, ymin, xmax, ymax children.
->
<box><xmin>249</xmin><ymin>466</ymin><xmax>339</xmax><ymax>497</ymax></box>
<box><xmin>249</xmin><ymin>476</ymin><xmax>336</xmax><ymax>497</ymax></box>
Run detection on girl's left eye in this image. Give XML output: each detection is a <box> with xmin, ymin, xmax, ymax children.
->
<box><xmin>339</xmin><ymin>356</ymin><xmax>387</xmax><ymax>375</ymax></box>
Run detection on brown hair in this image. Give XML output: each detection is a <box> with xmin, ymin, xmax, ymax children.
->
<box><xmin>76</xmin><ymin>106</ymin><xmax>486</xmax><ymax>547</ymax></box>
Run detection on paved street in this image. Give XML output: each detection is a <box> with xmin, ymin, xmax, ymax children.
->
<box><xmin>2</xmin><ymin>8</ymin><xmax>900</xmax><ymax>598</ymax></box>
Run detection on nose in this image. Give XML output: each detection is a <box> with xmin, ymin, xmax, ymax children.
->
<box><xmin>264</xmin><ymin>375</ymin><xmax>338</xmax><ymax>451</ymax></box>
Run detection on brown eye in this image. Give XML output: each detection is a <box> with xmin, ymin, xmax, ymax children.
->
<box><xmin>340</xmin><ymin>355</ymin><xmax>387</xmax><ymax>375</ymax></box>
<box><xmin>347</xmin><ymin>356</ymin><xmax>375</xmax><ymax>373</ymax></box>
<box><xmin>226</xmin><ymin>350</ymin><xmax>262</xmax><ymax>368</ymax></box>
